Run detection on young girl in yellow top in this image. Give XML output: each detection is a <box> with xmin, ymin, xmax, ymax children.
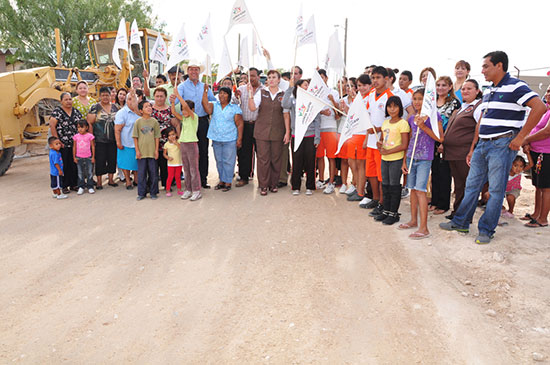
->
<box><xmin>163</xmin><ymin>128</ymin><xmax>183</xmax><ymax>197</ymax></box>
<box><xmin>373</xmin><ymin>96</ymin><xmax>410</xmax><ymax>225</ymax></box>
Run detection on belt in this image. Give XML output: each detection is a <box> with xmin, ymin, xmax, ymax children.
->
<box><xmin>244</xmin><ymin>120</ymin><xmax>255</xmax><ymax>124</ymax></box>
<box><xmin>479</xmin><ymin>131</ymin><xmax>515</xmax><ymax>141</ymax></box>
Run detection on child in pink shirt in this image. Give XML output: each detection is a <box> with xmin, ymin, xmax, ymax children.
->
<box><xmin>73</xmin><ymin>120</ymin><xmax>96</xmax><ymax>194</ymax></box>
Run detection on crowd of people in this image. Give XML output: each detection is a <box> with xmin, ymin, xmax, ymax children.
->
<box><xmin>47</xmin><ymin>50</ymin><xmax>550</xmax><ymax>243</ymax></box>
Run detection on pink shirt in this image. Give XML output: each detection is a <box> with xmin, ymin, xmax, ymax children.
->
<box><xmin>72</xmin><ymin>133</ymin><xmax>95</xmax><ymax>158</ymax></box>
<box><xmin>529</xmin><ymin>109</ymin><xmax>550</xmax><ymax>153</ymax></box>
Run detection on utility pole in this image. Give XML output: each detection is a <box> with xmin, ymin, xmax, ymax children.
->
<box><xmin>344</xmin><ymin>18</ymin><xmax>348</xmax><ymax>76</ymax></box>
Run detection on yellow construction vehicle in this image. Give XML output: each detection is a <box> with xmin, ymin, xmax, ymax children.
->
<box><xmin>0</xmin><ymin>26</ymin><xmax>170</xmax><ymax>176</ymax></box>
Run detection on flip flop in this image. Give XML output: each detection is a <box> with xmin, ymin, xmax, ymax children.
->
<box><xmin>398</xmin><ymin>223</ymin><xmax>417</xmax><ymax>230</ymax></box>
<box><xmin>525</xmin><ymin>219</ymin><xmax>548</xmax><ymax>228</ymax></box>
<box><xmin>433</xmin><ymin>209</ymin><xmax>447</xmax><ymax>215</ymax></box>
<box><xmin>520</xmin><ymin>213</ymin><xmax>533</xmax><ymax>221</ymax></box>
<box><xmin>409</xmin><ymin>232</ymin><xmax>431</xmax><ymax>240</ymax></box>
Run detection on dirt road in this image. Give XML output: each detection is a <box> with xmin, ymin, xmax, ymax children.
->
<box><xmin>1</xmin><ymin>155</ymin><xmax>548</xmax><ymax>364</ymax></box>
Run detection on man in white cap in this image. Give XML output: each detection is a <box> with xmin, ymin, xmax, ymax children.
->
<box><xmin>176</xmin><ymin>60</ymin><xmax>216</xmax><ymax>188</ymax></box>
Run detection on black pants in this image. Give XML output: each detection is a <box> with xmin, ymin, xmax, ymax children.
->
<box><xmin>157</xmin><ymin>151</ymin><xmax>168</xmax><ymax>188</ymax></box>
<box><xmin>237</xmin><ymin>122</ymin><xmax>255</xmax><ymax>182</ymax></box>
<box><xmin>95</xmin><ymin>142</ymin><xmax>117</xmax><ymax>176</ymax></box>
<box><xmin>60</xmin><ymin>146</ymin><xmax>78</xmax><ymax>188</ymax></box>
<box><xmin>431</xmin><ymin>151</ymin><xmax>452</xmax><ymax>211</ymax></box>
<box><xmin>197</xmin><ymin>116</ymin><xmax>210</xmax><ymax>185</ymax></box>
<box><xmin>291</xmin><ymin>136</ymin><xmax>316</xmax><ymax>190</ymax></box>
<box><xmin>382</xmin><ymin>184</ymin><xmax>403</xmax><ymax>213</ymax></box>
<box><xmin>137</xmin><ymin>158</ymin><xmax>159</xmax><ymax>197</ymax></box>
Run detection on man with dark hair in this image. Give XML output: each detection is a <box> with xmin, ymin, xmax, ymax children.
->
<box><xmin>235</xmin><ymin>67</ymin><xmax>263</xmax><ymax>187</ymax></box>
<box><xmin>399</xmin><ymin>71</ymin><xmax>413</xmax><ymax>96</ymax></box>
<box><xmin>440</xmin><ymin>51</ymin><xmax>546</xmax><ymax>244</ymax></box>
<box><xmin>132</xmin><ymin>76</ymin><xmax>143</xmax><ymax>90</ymax></box>
<box><xmin>156</xmin><ymin>74</ymin><xmax>167</xmax><ymax>86</ymax></box>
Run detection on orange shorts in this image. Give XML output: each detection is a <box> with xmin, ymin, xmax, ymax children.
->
<box><xmin>316</xmin><ymin>132</ymin><xmax>338</xmax><ymax>158</ymax></box>
<box><xmin>336</xmin><ymin>138</ymin><xmax>349</xmax><ymax>159</ymax></box>
<box><xmin>365</xmin><ymin>147</ymin><xmax>382</xmax><ymax>181</ymax></box>
<box><xmin>347</xmin><ymin>134</ymin><xmax>367</xmax><ymax>160</ymax></box>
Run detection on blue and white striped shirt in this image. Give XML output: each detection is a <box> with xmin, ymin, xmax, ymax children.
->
<box><xmin>479</xmin><ymin>73</ymin><xmax>538</xmax><ymax>138</ymax></box>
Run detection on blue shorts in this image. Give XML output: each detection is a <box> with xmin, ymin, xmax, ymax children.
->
<box><xmin>406</xmin><ymin>158</ymin><xmax>431</xmax><ymax>192</ymax></box>
<box><xmin>50</xmin><ymin>174</ymin><xmax>63</xmax><ymax>189</ymax></box>
<box><xmin>117</xmin><ymin>146</ymin><xmax>138</xmax><ymax>171</ymax></box>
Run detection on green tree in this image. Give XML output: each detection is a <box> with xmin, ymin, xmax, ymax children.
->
<box><xmin>0</xmin><ymin>0</ymin><xmax>162</xmax><ymax>68</ymax></box>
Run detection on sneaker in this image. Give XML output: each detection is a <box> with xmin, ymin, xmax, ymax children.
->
<box><xmin>347</xmin><ymin>191</ymin><xmax>363</xmax><ymax>201</ymax></box>
<box><xmin>52</xmin><ymin>193</ymin><xmax>58</xmax><ymax>198</ymax></box>
<box><xmin>181</xmin><ymin>191</ymin><xmax>192</xmax><ymax>199</ymax></box>
<box><xmin>177</xmin><ymin>190</ymin><xmax>184</xmax><ymax>196</ymax></box>
<box><xmin>190</xmin><ymin>191</ymin><xmax>202</xmax><ymax>201</ymax></box>
<box><xmin>292</xmin><ymin>190</ymin><xmax>300</xmax><ymax>195</ymax></box>
<box><xmin>56</xmin><ymin>194</ymin><xmax>68</xmax><ymax>200</ymax></box>
<box><xmin>136</xmin><ymin>195</ymin><xmax>145</xmax><ymax>201</ymax></box>
<box><xmin>166</xmin><ymin>192</ymin><xmax>172</xmax><ymax>197</ymax></box>
<box><xmin>500</xmin><ymin>211</ymin><xmax>514</xmax><ymax>219</ymax></box>
<box><xmin>369</xmin><ymin>204</ymin><xmax>384</xmax><ymax>216</ymax></box>
<box><xmin>475</xmin><ymin>233</ymin><xmax>493</xmax><ymax>245</ymax></box>
<box><xmin>382</xmin><ymin>213</ymin><xmax>401</xmax><ymax>225</ymax></box>
<box><xmin>339</xmin><ymin>184</ymin><xmax>347</xmax><ymax>194</ymax></box>
<box><xmin>401</xmin><ymin>187</ymin><xmax>409</xmax><ymax>199</ymax></box>
<box><xmin>77</xmin><ymin>188</ymin><xmax>84</xmax><ymax>195</ymax></box>
<box><xmin>345</xmin><ymin>184</ymin><xmax>357</xmax><ymax>196</ymax></box>
<box><xmin>150</xmin><ymin>194</ymin><xmax>158</xmax><ymax>200</ymax></box>
<box><xmin>315</xmin><ymin>180</ymin><xmax>326</xmax><ymax>189</ymax></box>
<box><xmin>359</xmin><ymin>196</ymin><xmax>372</xmax><ymax>208</ymax></box>
<box><xmin>323</xmin><ymin>183</ymin><xmax>335</xmax><ymax>194</ymax></box>
<box><xmin>439</xmin><ymin>221</ymin><xmax>469</xmax><ymax>233</ymax></box>
<box><xmin>364</xmin><ymin>199</ymin><xmax>379</xmax><ymax>209</ymax></box>
<box><xmin>305</xmin><ymin>189</ymin><xmax>313</xmax><ymax>195</ymax></box>
<box><xmin>88</xmin><ymin>188</ymin><xmax>95</xmax><ymax>194</ymax></box>
<box><xmin>374</xmin><ymin>211</ymin><xmax>389</xmax><ymax>221</ymax></box>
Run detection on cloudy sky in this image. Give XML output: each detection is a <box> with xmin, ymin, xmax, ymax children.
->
<box><xmin>150</xmin><ymin>0</ymin><xmax>550</xmax><ymax>87</ymax></box>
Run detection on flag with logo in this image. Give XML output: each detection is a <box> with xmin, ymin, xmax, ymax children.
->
<box><xmin>238</xmin><ymin>36</ymin><xmax>249</xmax><ymax>70</ymax></box>
<box><xmin>197</xmin><ymin>14</ymin><xmax>215</xmax><ymax>59</ymax></box>
<box><xmin>227</xmin><ymin>0</ymin><xmax>254</xmax><ymax>33</ymax></box>
<box><xmin>128</xmin><ymin>19</ymin><xmax>140</xmax><ymax>61</ymax></box>
<box><xmin>217</xmin><ymin>38</ymin><xmax>233</xmax><ymax>82</ymax></box>
<box><xmin>296</xmin><ymin>4</ymin><xmax>304</xmax><ymax>38</ymax></box>
<box><xmin>166</xmin><ymin>24</ymin><xmax>188</xmax><ymax>69</ymax></box>
<box><xmin>419</xmin><ymin>72</ymin><xmax>440</xmax><ymax>138</ymax></box>
<box><xmin>308</xmin><ymin>69</ymin><xmax>330</xmax><ymax>99</ymax></box>
<box><xmin>298</xmin><ymin>15</ymin><xmax>316</xmax><ymax>47</ymax></box>
<box><xmin>294</xmin><ymin>87</ymin><xmax>326</xmax><ymax>152</ymax></box>
<box><xmin>112</xmin><ymin>18</ymin><xmax>128</xmax><ymax>69</ymax></box>
<box><xmin>336</xmin><ymin>96</ymin><xmax>373</xmax><ymax>155</ymax></box>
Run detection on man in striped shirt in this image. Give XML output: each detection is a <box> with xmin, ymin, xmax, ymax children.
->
<box><xmin>440</xmin><ymin>51</ymin><xmax>546</xmax><ymax>244</ymax></box>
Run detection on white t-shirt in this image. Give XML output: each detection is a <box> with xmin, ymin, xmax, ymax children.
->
<box><xmin>390</xmin><ymin>86</ymin><xmax>412</xmax><ymax>120</ymax></box>
<box><xmin>320</xmin><ymin>89</ymin><xmax>340</xmax><ymax>131</ymax></box>
<box><xmin>366</xmin><ymin>89</ymin><xmax>394</xmax><ymax>148</ymax></box>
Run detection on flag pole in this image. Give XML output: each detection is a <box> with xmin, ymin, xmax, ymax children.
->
<box><xmin>407</xmin><ymin>127</ymin><xmax>420</xmax><ymax>172</ymax></box>
<box><xmin>175</xmin><ymin>64</ymin><xmax>179</xmax><ymax>91</ymax></box>
<box><xmin>304</xmin><ymin>88</ymin><xmax>347</xmax><ymax>116</ymax></box>
<box><xmin>315</xmin><ymin>41</ymin><xmax>319</xmax><ymax>68</ymax></box>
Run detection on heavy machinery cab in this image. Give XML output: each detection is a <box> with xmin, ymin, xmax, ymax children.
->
<box><xmin>86</xmin><ymin>28</ymin><xmax>170</xmax><ymax>87</ymax></box>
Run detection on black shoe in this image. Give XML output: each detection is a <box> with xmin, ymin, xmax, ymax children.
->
<box><xmin>334</xmin><ymin>175</ymin><xmax>343</xmax><ymax>186</ymax></box>
<box><xmin>62</xmin><ymin>187</ymin><xmax>70</xmax><ymax>194</ymax></box>
<box><xmin>365</xmin><ymin>200</ymin><xmax>379</xmax><ymax>209</ymax></box>
<box><xmin>445</xmin><ymin>214</ymin><xmax>454</xmax><ymax>220</ymax></box>
<box><xmin>382</xmin><ymin>213</ymin><xmax>400</xmax><ymax>225</ymax></box>
<box><xmin>374</xmin><ymin>211</ymin><xmax>389</xmax><ymax>221</ymax></box>
<box><xmin>202</xmin><ymin>183</ymin><xmax>211</xmax><ymax>189</ymax></box>
<box><xmin>369</xmin><ymin>203</ymin><xmax>384</xmax><ymax>217</ymax></box>
<box><xmin>277</xmin><ymin>181</ymin><xmax>288</xmax><ymax>188</ymax></box>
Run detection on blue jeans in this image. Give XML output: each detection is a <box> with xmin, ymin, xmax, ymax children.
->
<box><xmin>405</xmin><ymin>158</ymin><xmax>431</xmax><ymax>192</ymax></box>
<box><xmin>212</xmin><ymin>140</ymin><xmax>237</xmax><ymax>184</ymax></box>
<box><xmin>137</xmin><ymin>158</ymin><xmax>159</xmax><ymax>197</ymax></box>
<box><xmin>77</xmin><ymin>157</ymin><xmax>94</xmax><ymax>189</ymax></box>
<box><xmin>451</xmin><ymin>136</ymin><xmax>517</xmax><ymax>236</ymax></box>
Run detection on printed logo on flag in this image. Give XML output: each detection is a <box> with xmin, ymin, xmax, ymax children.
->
<box><xmin>232</xmin><ymin>6</ymin><xmax>248</xmax><ymax>22</ymax></box>
<box><xmin>298</xmin><ymin>104</ymin><xmax>307</xmax><ymax>117</ymax></box>
<box><xmin>199</xmin><ymin>26</ymin><xmax>209</xmax><ymax>40</ymax></box>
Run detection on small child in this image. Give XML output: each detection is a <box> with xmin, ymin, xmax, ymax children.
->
<box><xmin>163</xmin><ymin>127</ymin><xmax>183</xmax><ymax>197</ymax></box>
<box><xmin>49</xmin><ymin>136</ymin><xmax>67</xmax><ymax>199</ymax></box>
<box><xmin>373</xmin><ymin>96</ymin><xmax>410</xmax><ymax>224</ymax></box>
<box><xmin>400</xmin><ymin>88</ymin><xmax>444</xmax><ymax>239</ymax></box>
<box><xmin>501</xmin><ymin>155</ymin><xmax>533</xmax><ymax>218</ymax></box>
<box><xmin>72</xmin><ymin>120</ymin><xmax>95</xmax><ymax>195</ymax></box>
<box><xmin>133</xmin><ymin>100</ymin><xmax>161</xmax><ymax>200</ymax></box>
<box><xmin>171</xmin><ymin>90</ymin><xmax>202</xmax><ymax>201</ymax></box>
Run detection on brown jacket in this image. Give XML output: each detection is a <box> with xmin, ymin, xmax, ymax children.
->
<box><xmin>443</xmin><ymin>100</ymin><xmax>482</xmax><ymax>161</ymax></box>
<box><xmin>254</xmin><ymin>89</ymin><xmax>285</xmax><ymax>141</ymax></box>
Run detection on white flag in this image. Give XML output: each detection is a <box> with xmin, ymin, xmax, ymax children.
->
<box><xmin>197</xmin><ymin>14</ymin><xmax>216</xmax><ymax>59</ymax></box>
<box><xmin>217</xmin><ymin>39</ymin><xmax>233</xmax><ymax>83</ymax></box>
<box><xmin>308</xmin><ymin>70</ymin><xmax>330</xmax><ymax>99</ymax></box>
<box><xmin>252</xmin><ymin>30</ymin><xmax>262</xmax><ymax>56</ymax></box>
<box><xmin>336</xmin><ymin>96</ymin><xmax>373</xmax><ymax>155</ymax></box>
<box><xmin>420</xmin><ymin>72</ymin><xmax>440</xmax><ymax>139</ymax></box>
<box><xmin>227</xmin><ymin>0</ymin><xmax>253</xmax><ymax>33</ymax></box>
<box><xmin>238</xmin><ymin>36</ymin><xmax>249</xmax><ymax>70</ymax></box>
<box><xmin>298</xmin><ymin>15</ymin><xmax>316</xmax><ymax>47</ymax></box>
<box><xmin>327</xmin><ymin>30</ymin><xmax>345</xmax><ymax>73</ymax></box>
<box><xmin>112</xmin><ymin>18</ymin><xmax>128</xmax><ymax>69</ymax></box>
<box><xmin>129</xmin><ymin>19</ymin><xmax>141</xmax><ymax>46</ymax></box>
<box><xmin>205</xmin><ymin>55</ymin><xmax>212</xmax><ymax>77</ymax></box>
<box><xmin>294</xmin><ymin>87</ymin><xmax>326</xmax><ymax>152</ymax></box>
<box><xmin>166</xmin><ymin>24</ymin><xmax>189</xmax><ymax>69</ymax></box>
<box><xmin>296</xmin><ymin>4</ymin><xmax>304</xmax><ymax>38</ymax></box>
<box><xmin>151</xmin><ymin>33</ymin><xmax>168</xmax><ymax>66</ymax></box>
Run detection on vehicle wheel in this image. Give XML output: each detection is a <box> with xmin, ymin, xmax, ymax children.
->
<box><xmin>0</xmin><ymin>147</ymin><xmax>15</xmax><ymax>176</ymax></box>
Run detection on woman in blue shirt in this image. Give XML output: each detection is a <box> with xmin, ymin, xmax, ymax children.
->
<box><xmin>202</xmin><ymin>85</ymin><xmax>243</xmax><ymax>191</ymax></box>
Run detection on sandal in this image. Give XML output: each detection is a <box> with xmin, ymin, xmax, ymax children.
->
<box><xmin>215</xmin><ymin>183</ymin><xmax>225</xmax><ymax>190</ymax></box>
<box><xmin>96</xmin><ymin>185</ymin><xmax>103</xmax><ymax>190</ymax></box>
<box><xmin>260</xmin><ymin>188</ymin><xmax>268</xmax><ymax>196</ymax></box>
<box><xmin>222</xmin><ymin>185</ymin><xmax>232</xmax><ymax>192</ymax></box>
<box><xmin>433</xmin><ymin>209</ymin><xmax>447</xmax><ymax>215</ymax></box>
<box><xmin>525</xmin><ymin>219</ymin><xmax>548</xmax><ymax>228</ymax></box>
<box><xmin>520</xmin><ymin>213</ymin><xmax>533</xmax><ymax>221</ymax></box>
<box><xmin>409</xmin><ymin>232</ymin><xmax>432</xmax><ymax>240</ymax></box>
<box><xmin>398</xmin><ymin>223</ymin><xmax>417</xmax><ymax>230</ymax></box>
<box><xmin>270</xmin><ymin>187</ymin><xmax>278</xmax><ymax>193</ymax></box>
<box><xmin>108</xmin><ymin>182</ymin><xmax>118</xmax><ymax>187</ymax></box>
